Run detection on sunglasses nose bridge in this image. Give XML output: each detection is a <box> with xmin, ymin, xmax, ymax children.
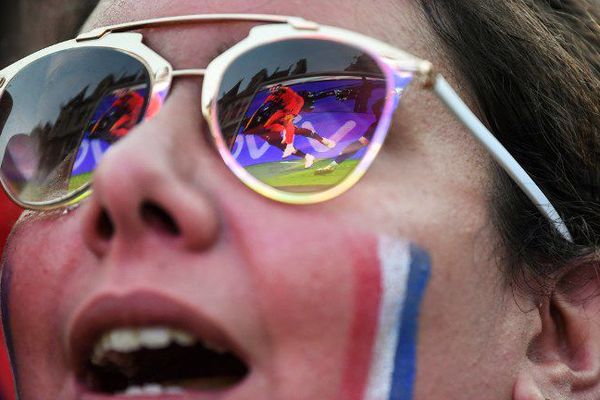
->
<box><xmin>164</xmin><ymin>68</ymin><xmax>213</xmax><ymax>128</ymax></box>
<box><xmin>171</xmin><ymin>68</ymin><xmax>206</xmax><ymax>78</ymax></box>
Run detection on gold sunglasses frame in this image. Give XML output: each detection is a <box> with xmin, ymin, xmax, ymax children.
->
<box><xmin>0</xmin><ymin>14</ymin><xmax>573</xmax><ymax>242</ymax></box>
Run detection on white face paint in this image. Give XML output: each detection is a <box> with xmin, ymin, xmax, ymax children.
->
<box><xmin>362</xmin><ymin>237</ymin><xmax>430</xmax><ymax>400</ymax></box>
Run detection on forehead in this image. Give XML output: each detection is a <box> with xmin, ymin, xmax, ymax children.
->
<box><xmin>83</xmin><ymin>0</ymin><xmax>432</xmax><ymax>65</ymax></box>
<box><xmin>88</xmin><ymin>0</ymin><xmax>415</xmax><ymax>29</ymax></box>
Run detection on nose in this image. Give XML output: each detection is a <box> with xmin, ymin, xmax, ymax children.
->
<box><xmin>81</xmin><ymin>84</ymin><xmax>221</xmax><ymax>257</ymax></box>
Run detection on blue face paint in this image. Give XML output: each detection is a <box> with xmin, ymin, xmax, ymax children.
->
<box><xmin>362</xmin><ymin>237</ymin><xmax>431</xmax><ymax>400</ymax></box>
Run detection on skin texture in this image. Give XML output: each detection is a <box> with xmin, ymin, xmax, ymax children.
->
<box><xmin>4</xmin><ymin>0</ymin><xmax>585</xmax><ymax>399</ymax></box>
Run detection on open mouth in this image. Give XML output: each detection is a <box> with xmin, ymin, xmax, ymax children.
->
<box><xmin>80</xmin><ymin>326</ymin><xmax>248</xmax><ymax>396</ymax></box>
<box><xmin>69</xmin><ymin>293</ymin><xmax>251</xmax><ymax>397</ymax></box>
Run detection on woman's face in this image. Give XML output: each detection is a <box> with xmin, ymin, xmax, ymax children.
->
<box><xmin>2</xmin><ymin>0</ymin><xmax>540</xmax><ymax>399</ymax></box>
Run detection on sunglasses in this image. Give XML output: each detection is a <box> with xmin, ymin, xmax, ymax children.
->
<box><xmin>0</xmin><ymin>13</ymin><xmax>572</xmax><ymax>241</ymax></box>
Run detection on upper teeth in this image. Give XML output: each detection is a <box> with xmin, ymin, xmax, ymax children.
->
<box><xmin>91</xmin><ymin>327</ymin><xmax>198</xmax><ymax>365</ymax></box>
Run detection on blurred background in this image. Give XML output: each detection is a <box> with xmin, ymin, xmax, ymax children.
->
<box><xmin>0</xmin><ymin>1</ymin><xmax>100</xmax><ymax>398</ymax></box>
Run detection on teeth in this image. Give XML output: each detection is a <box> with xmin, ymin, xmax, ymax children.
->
<box><xmin>142</xmin><ymin>384</ymin><xmax>161</xmax><ymax>395</ymax></box>
<box><xmin>138</xmin><ymin>328</ymin><xmax>170</xmax><ymax>349</ymax></box>
<box><xmin>171</xmin><ymin>330</ymin><xmax>195</xmax><ymax>347</ymax></box>
<box><xmin>109</xmin><ymin>329</ymin><xmax>141</xmax><ymax>352</ymax></box>
<box><xmin>91</xmin><ymin>327</ymin><xmax>198</xmax><ymax>365</ymax></box>
<box><xmin>124</xmin><ymin>386</ymin><xmax>143</xmax><ymax>396</ymax></box>
<box><xmin>121</xmin><ymin>383</ymin><xmax>183</xmax><ymax>396</ymax></box>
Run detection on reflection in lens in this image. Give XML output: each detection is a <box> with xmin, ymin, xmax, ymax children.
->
<box><xmin>217</xmin><ymin>39</ymin><xmax>413</xmax><ymax>194</ymax></box>
<box><xmin>0</xmin><ymin>47</ymin><xmax>150</xmax><ymax>205</ymax></box>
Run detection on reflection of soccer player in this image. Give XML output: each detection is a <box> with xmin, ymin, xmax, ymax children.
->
<box><xmin>90</xmin><ymin>89</ymin><xmax>145</xmax><ymax>140</ymax></box>
<box><xmin>264</xmin><ymin>85</ymin><xmax>336</xmax><ymax>157</ymax></box>
<box><xmin>244</xmin><ymin>85</ymin><xmax>336</xmax><ymax>168</ymax></box>
<box><xmin>315</xmin><ymin>98</ymin><xmax>385</xmax><ymax>175</ymax></box>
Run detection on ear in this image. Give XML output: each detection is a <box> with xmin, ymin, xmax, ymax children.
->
<box><xmin>513</xmin><ymin>261</ymin><xmax>600</xmax><ymax>400</ymax></box>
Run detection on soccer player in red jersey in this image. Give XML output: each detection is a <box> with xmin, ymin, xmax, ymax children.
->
<box><xmin>90</xmin><ymin>89</ymin><xmax>145</xmax><ymax>139</ymax></box>
<box><xmin>252</xmin><ymin>84</ymin><xmax>336</xmax><ymax>164</ymax></box>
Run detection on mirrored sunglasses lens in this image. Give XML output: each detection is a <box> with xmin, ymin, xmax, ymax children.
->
<box><xmin>0</xmin><ymin>47</ymin><xmax>151</xmax><ymax>206</ymax></box>
<box><xmin>216</xmin><ymin>39</ymin><xmax>413</xmax><ymax>196</ymax></box>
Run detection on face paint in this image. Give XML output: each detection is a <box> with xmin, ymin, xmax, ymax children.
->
<box><xmin>368</xmin><ymin>237</ymin><xmax>430</xmax><ymax>400</ymax></box>
<box><xmin>340</xmin><ymin>236</ymin><xmax>431</xmax><ymax>400</ymax></box>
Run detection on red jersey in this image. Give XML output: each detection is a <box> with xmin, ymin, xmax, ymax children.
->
<box><xmin>109</xmin><ymin>91</ymin><xmax>145</xmax><ymax>137</ymax></box>
<box><xmin>266</xmin><ymin>87</ymin><xmax>304</xmax><ymax>116</ymax></box>
<box><xmin>259</xmin><ymin>87</ymin><xmax>306</xmax><ymax>145</ymax></box>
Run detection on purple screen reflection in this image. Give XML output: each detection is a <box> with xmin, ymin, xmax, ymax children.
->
<box><xmin>231</xmin><ymin>77</ymin><xmax>386</xmax><ymax>167</ymax></box>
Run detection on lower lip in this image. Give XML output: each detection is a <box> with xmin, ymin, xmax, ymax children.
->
<box><xmin>76</xmin><ymin>380</ymin><xmax>240</xmax><ymax>400</ymax></box>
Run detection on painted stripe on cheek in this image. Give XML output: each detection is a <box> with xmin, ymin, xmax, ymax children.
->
<box><xmin>364</xmin><ymin>237</ymin><xmax>411</xmax><ymax>400</ymax></box>
<box><xmin>339</xmin><ymin>234</ymin><xmax>382</xmax><ymax>400</ymax></box>
<box><xmin>359</xmin><ymin>237</ymin><xmax>431</xmax><ymax>400</ymax></box>
<box><xmin>388</xmin><ymin>244</ymin><xmax>431</xmax><ymax>400</ymax></box>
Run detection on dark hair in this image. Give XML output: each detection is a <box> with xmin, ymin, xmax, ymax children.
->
<box><xmin>417</xmin><ymin>0</ymin><xmax>599</xmax><ymax>291</ymax></box>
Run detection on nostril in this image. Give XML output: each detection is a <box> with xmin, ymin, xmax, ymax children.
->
<box><xmin>97</xmin><ymin>209</ymin><xmax>115</xmax><ymax>240</ymax></box>
<box><xmin>140</xmin><ymin>201</ymin><xmax>180</xmax><ymax>236</ymax></box>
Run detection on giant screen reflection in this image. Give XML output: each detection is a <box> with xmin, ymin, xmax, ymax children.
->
<box><xmin>217</xmin><ymin>40</ymin><xmax>413</xmax><ymax>193</ymax></box>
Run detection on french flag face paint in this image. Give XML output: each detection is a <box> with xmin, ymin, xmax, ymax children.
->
<box><xmin>341</xmin><ymin>236</ymin><xmax>431</xmax><ymax>400</ymax></box>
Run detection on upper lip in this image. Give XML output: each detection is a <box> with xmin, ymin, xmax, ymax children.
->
<box><xmin>67</xmin><ymin>290</ymin><xmax>247</xmax><ymax>380</ymax></box>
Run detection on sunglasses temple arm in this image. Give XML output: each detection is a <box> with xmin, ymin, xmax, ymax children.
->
<box><xmin>431</xmin><ymin>75</ymin><xmax>573</xmax><ymax>243</ymax></box>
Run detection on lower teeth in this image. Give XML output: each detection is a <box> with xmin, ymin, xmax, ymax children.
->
<box><xmin>117</xmin><ymin>377</ymin><xmax>239</xmax><ymax>396</ymax></box>
<box><xmin>120</xmin><ymin>384</ymin><xmax>183</xmax><ymax>396</ymax></box>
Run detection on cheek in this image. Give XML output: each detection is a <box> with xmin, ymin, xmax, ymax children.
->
<box><xmin>1</xmin><ymin>216</ymin><xmax>90</xmax><ymax>387</ymax></box>
<box><xmin>241</xmin><ymin>215</ymin><xmax>381</xmax><ymax>397</ymax></box>
<box><xmin>7</xmin><ymin>217</ymin><xmax>78</xmax><ymax>322</ymax></box>
<box><xmin>223</xmin><ymin>200</ymin><xmax>430</xmax><ymax>399</ymax></box>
